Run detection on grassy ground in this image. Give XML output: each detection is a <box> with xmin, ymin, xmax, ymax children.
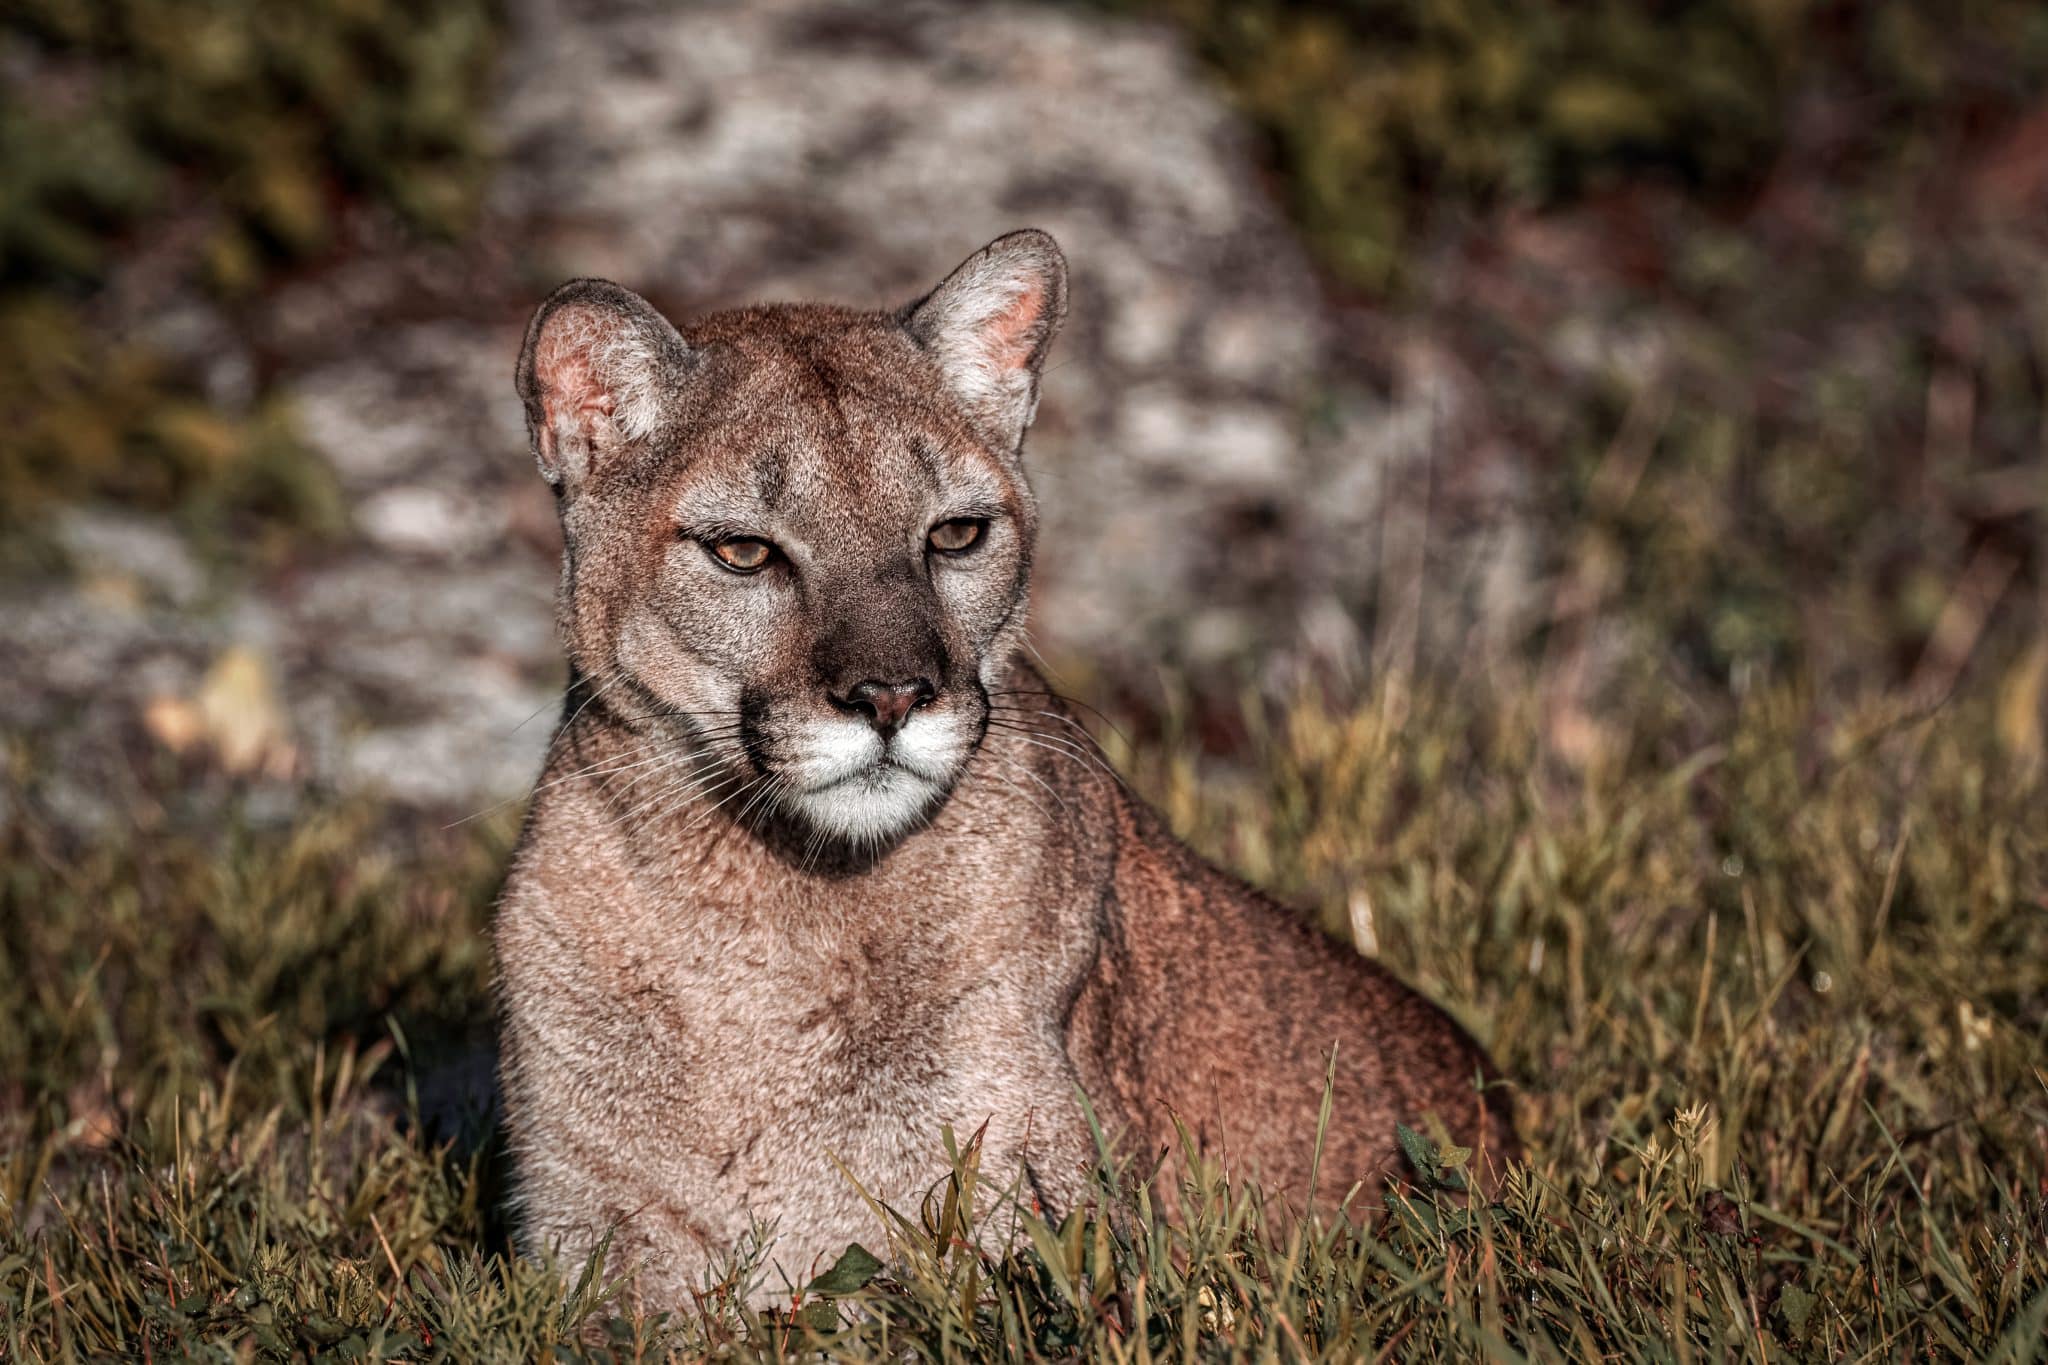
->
<box><xmin>2</xmin><ymin>665</ymin><xmax>2043</xmax><ymax>1361</ymax></box>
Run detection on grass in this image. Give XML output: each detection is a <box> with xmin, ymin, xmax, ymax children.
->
<box><xmin>2</xmin><ymin>664</ymin><xmax>2042</xmax><ymax>1360</ymax></box>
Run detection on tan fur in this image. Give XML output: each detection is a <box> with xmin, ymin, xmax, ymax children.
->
<box><xmin>496</xmin><ymin>231</ymin><xmax>1514</xmax><ymax>1307</ymax></box>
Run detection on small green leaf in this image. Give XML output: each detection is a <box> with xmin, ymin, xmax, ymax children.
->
<box><xmin>1778</xmin><ymin>1284</ymin><xmax>1816</xmax><ymax>1336</ymax></box>
<box><xmin>1396</xmin><ymin>1122</ymin><xmax>1469</xmax><ymax>1192</ymax></box>
<box><xmin>806</xmin><ymin>1242</ymin><xmax>882</xmax><ymax>1296</ymax></box>
<box><xmin>297</xmin><ymin>1310</ymin><xmax>351</xmax><ymax>1345</ymax></box>
<box><xmin>1396</xmin><ymin>1122</ymin><xmax>1437</xmax><ymax>1181</ymax></box>
<box><xmin>1387</xmin><ymin>1189</ymin><xmax>1440</xmax><ymax>1237</ymax></box>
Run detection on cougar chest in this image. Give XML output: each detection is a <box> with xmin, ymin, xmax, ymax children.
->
<box><xmin>655</xmin><ymin>894</ymin><xmax>1007</xmax><ymax>1098</ymax></box>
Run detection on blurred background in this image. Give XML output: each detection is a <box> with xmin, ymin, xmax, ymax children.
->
<box><xmin>3</xmin><ymin>5</ymin><xmax>2047</xmax><ymax>1352</ymax></box>
<box><xmin>1</xmin><ymin>0</ymin><xmax>2044</xmax><ymax>823</ymax></box>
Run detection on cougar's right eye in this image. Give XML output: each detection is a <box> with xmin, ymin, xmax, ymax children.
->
<box><xmin>710</xmin><ymin>537</ymin><xmax>776</xmax><ymax>574</ymax></box>
<box><xmin>927</xmin><ymin>517</ymin><xmax>986</xmax><ymax>555</ymax></box>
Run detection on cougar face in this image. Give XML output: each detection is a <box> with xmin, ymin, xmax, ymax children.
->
<box><xmin>516</xmin><ymin>234</ymin><xmax>1067</xmax><ymax>847</ymax></box>
<box><xmin>607</xmin><ymin>318</ymin><xmax>1037</xmax><ymax>845</ymax></box>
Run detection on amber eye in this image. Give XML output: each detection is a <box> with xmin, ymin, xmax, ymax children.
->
<box><xmin>711</xmin><ymin>537</ymin><xmax>776</xmax><ymax>573</ymax></box>
<box><xmin>928</xmin><ymin>518</ymin><xmax>986</xmax><ymax>555</ymax></box>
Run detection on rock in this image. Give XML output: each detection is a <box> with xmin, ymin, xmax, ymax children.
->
<box><xmin>55</xmin><ymin>508</ymin><xmax>204</xmax><ymax>609</ymax></box>
<box><xmin>6</xmin><ymin>0</ymin><xmax>1477</xmax><ymax>824</ymax></box>
<box><xmin>482</xmin><ymin>0</ymin><xmax>1337</xmax><ymax>671</ymax></box>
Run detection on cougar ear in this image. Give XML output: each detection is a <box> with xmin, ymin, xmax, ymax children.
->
<box><xmin>902</xmin><ymin>229</ymin><xmax>1068</xmax><ymax>454</ymax></box>
<box><xmin>516</xmin><ymin>279</ymin><xmax>689</xmax><ymax>489</ymax></box>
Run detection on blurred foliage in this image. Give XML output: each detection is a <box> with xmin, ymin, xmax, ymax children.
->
<box><xmin>1127</xmin><ymin>0</ymin><xmax>2048</xmax><ymax>289</ymax></box>
<box><xmin>1115</xmin><ymin>0</ymin><xmax>2048</xmax><ymax>694</ymax></box>
<box><xmin>0</xmin><ymin>0</ymin><xmax>500</xmax><ymax>540</ymax></box>
<box><xmin>1</xmin><ymin>0</ymin><xmax>498</xmax><ymax>290</ymax></box>
<box><xmin>3</xmin><ymin>671</ymin><xmax>2044</xmax><ymax>1357</ymax></box>
<box><xmin>1515</xmin><ymin>235</ymin><xmax>2045</xmax><ymax>690</ymax></box>
<box><xmin>0</xmin><ymin>296</ymin><xmax>345</xmax><ymax>548</ymax></box>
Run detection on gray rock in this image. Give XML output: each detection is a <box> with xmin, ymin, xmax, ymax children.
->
<box><xmin>483</xmin><ymin>0</ymin><xmax>1340</xmax><ymax>670</ymax></box>
<box><xmin>54</xmin><ymin>508</ymin><xmax>205</xmax><ymax>609</ymax></box>
<box><xmin>12</xmin><ymin>0</ymin><xmax>1516</xmax><ymax>825</ymax></box>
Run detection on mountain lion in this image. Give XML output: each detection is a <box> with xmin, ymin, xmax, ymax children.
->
<box><xmin>496</xmin><ymin>229</ymin><xmax>1515</xmax><ymax>1308</ymax></box>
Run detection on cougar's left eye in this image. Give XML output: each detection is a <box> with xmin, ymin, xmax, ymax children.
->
<box><xmin>927</xmin><ymin>518</ymin><xmax>986</xmax><ymax>555</ymax></box>
<box><xmin>711</xmin><ymin>537</ymin><xmax>776</xmax><ymax>573</ymax></box>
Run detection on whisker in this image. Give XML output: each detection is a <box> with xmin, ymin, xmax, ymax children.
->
<box><xmin>661</xmin><ymin>724</ymin><xmax>750</xmax><ymax>746</ymax></box>
<box><xmin>544</xmin><ymin>745</ymin><xmax>699</xmax><ymax>797</ymax></box>
<box><xmin>554</xmin><ymin>665</ymin><xmax>634</xmax><ymax>734</ymax></box>
<box><xmin>560</xmin><ymin>669</ymin><xmax>745</xmax><ymax>739</ymax></box>
<box><xmin>731</xmin><ymin>772</ymin><xmax>789</xmax><ymax>829</ymax></box>
<box><xmin>800</xmin><ymin>820</ymin><xmax>827</xmax><ymax>876</ymax></box>
<box><xmin>1021</xmin><ymin>635</ymin><xmax>1066</xmax><ymax>681</ymax></box>
<box><xmin>985</xmin><ymin>706</ymin><xmax>1121</xmax><ymax>762</ymax></box>
<box><xmin>981</xmin><ymin>767</ymin><xmax>1057</xmax><ymax>828</ymax></box>
<box><xmin>601</xmin><ymin>750</ymin><xmax>718</xmax><ymax>803</ymax></box>
<box><xmin>504</xmin><ymin>675</ymin><xmax>600</xmax><ymax>742</ymax></box>
<box><xmin>442</xmin><ymin>742</ymin><xmax>687</xmax><ymax>830</ymax></box>
<box><xmin>623</xmin><ymin>773</ymin><xmax>745</xmax><ymax>836</ymax></box>
<box><xmin>987</xmin><ymin>753</ymin><xmax>1070</xmax><ymax>826</ymax></box>
<box><xmin>986</xmin><ymin>730</ymin><xmax>1125</xmax><ymax>792</ymax></box>
<box><xmin>984</xmin><ymin>713</ymin><xmax>1121</xmax><ymax>769</ymax></box>
<box><xmin>987</xmin><ymin>705</ymin><xmax>1123</xmax><ymax>761</ymax></box>
<box><xmin>499</xmin><ymin>662</ymin><xmax>630</xmax><ymax>742</ymax></box>
<box><xmin>989</xmin><ymin>689</ymin><xmax>1133</xmax><ymax>748</ymax></box>
<box><xmin>455</xmin><ymin>670</ymin><xmax>758</xmax><ymax>831</ymax></box>
<box><xmin>984</xmin><ymin>723</ymin><xmax>1127</xmax><ymax>791</ymax></box>
<box><xmin>637</xmin><ymin>771</ymin><xmax>749</xmax><ymax>832</ymax></box>
<box><xmin>614</xmin><ymin>759</ymin><xmax>742</xmax><ymax>827</ymax></box>
<box><xmin>675</xmin><ymin>772</ymin><xmax>779</xmax><ymax>842</ymax></box>
<box><xmin>602</xmin><ymin>745</ymin><xmax>724</xmax><ymax>815</ymax></box>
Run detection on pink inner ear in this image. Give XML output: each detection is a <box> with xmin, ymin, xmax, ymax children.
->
<box><xmin>535</xmin><ymin>309</ymin><xmax>617</xmax><ymax>437</ymax></box>
<box><xmin>983</xmin><ymin>280</ymin><xmax>1045</xmax><ymax>371</ymax></box>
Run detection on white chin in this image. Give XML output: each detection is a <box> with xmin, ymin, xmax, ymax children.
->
<box><xmin>788</xmin><ymin>766</ymin><xmax>943</xmax><ymax>844</ymax></box>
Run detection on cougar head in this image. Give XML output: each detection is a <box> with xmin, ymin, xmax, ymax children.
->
<box><xmin>515</xmin><ymin>231</ymin><xmax>1067</xmax><ymax>848</ymax></box>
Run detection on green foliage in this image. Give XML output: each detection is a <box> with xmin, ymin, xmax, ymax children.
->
<box><xmin>0</xmin><ymin>95</ymin><xmax>161</xmax><ymax>286</ymax></box>
<box><xmin>1128</xmin><ymin>0</ymin><xmax>1767</xmax><ymax>286</ymax></box>
<box><xmin>0</xmin><ymin>297</ymin><xmax>345</xmax><ymax>544</ymax></box>
<box><xmin>1107</xmin><ymin>0</ymin><xmax>2048</xmax><ymax>692</ymax></box>
<box><xmin>1</xmin><ymin>0</ymin><xmax>499</xmax><ymax>290</ymax></box>
<box><xmin>0</xmin><ymin>0</ymin><xmax>500</xmax><ymax>538</ymax></box>
<box><xmin>3</xmin><ymin>669</ymin><xmax>2043</xmax><ymax>1359</ymax></box>
<box><xmin>1128</xmin><ymin>0</ymin><xmax>2048</xmax><ymax>290</ymax></box>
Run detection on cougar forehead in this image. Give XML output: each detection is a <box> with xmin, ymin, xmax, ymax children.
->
<box><xmin>666</xmin><ymin>305</ymin><xmax>1030</xmax><ymax>550</ymax></box>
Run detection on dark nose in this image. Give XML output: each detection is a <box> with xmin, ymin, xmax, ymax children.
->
<box><xmin>833</xmin><ymin>678</ymin><xmax>936</xmax><ymax>737</ymax></box>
